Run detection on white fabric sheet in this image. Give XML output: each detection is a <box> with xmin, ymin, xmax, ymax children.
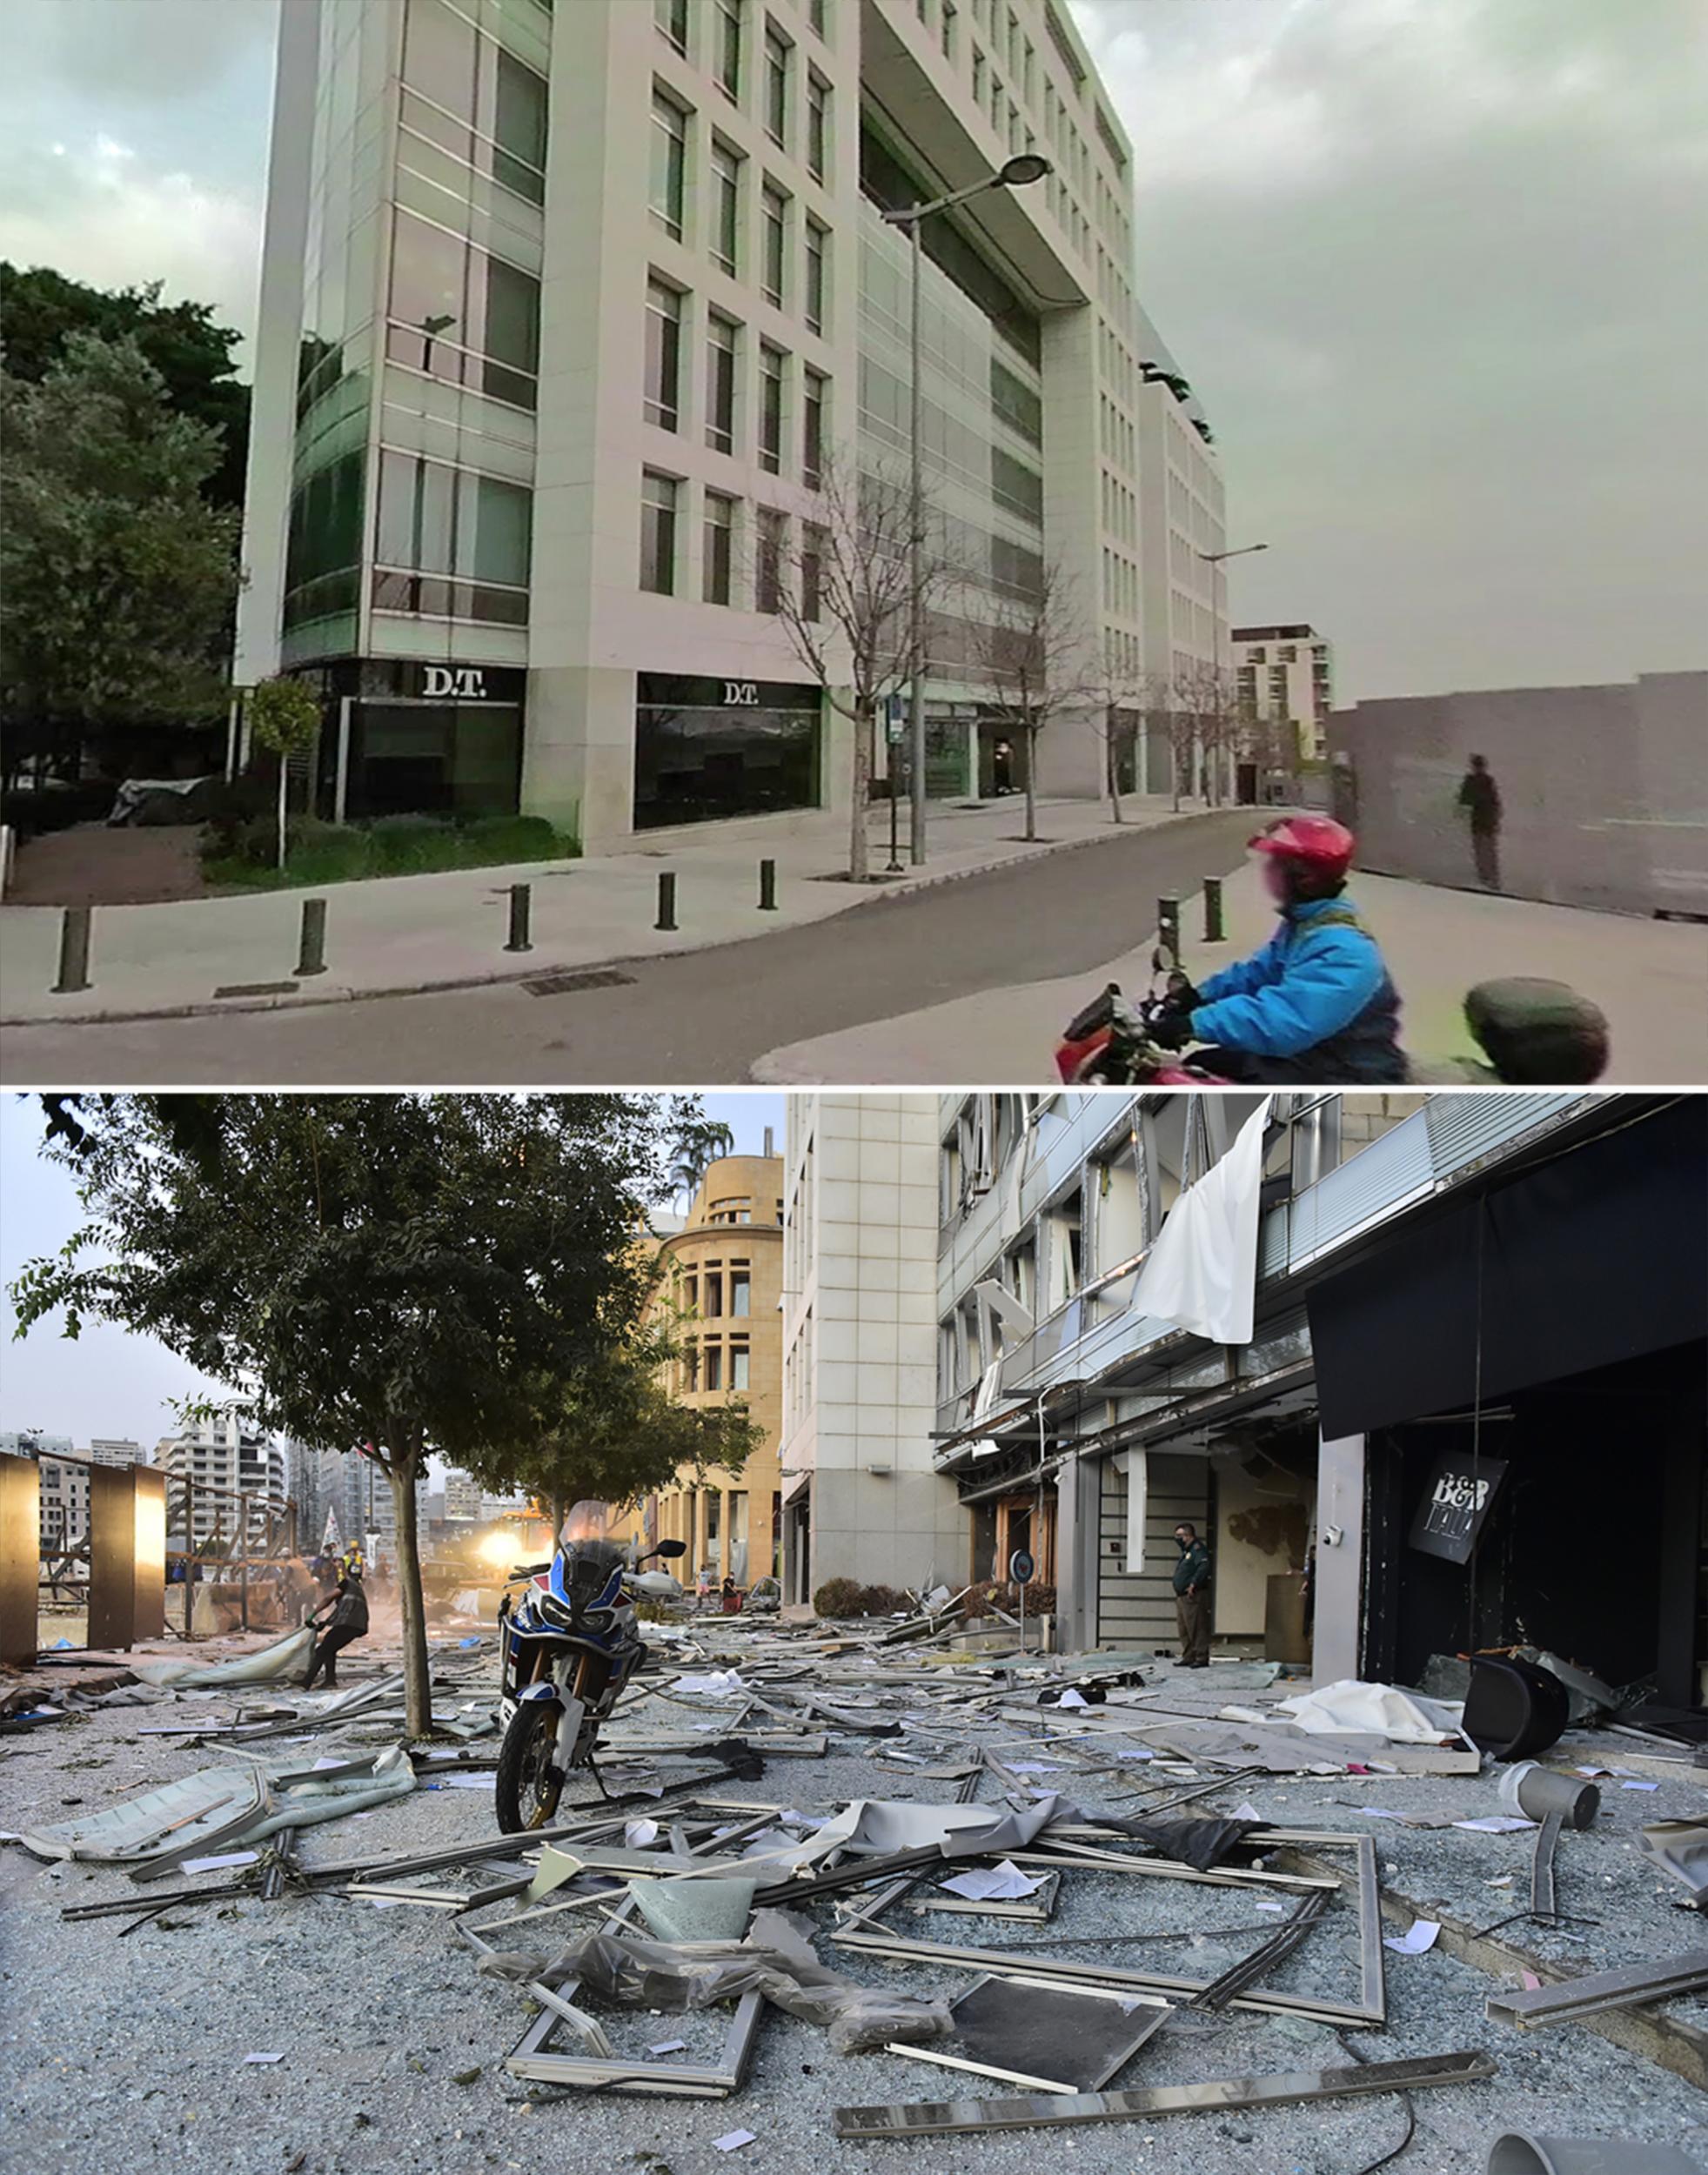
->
<box><xmin>1129</xmin><ymin>1098</ymin><xmax>1272</xmax><ymax>1345</ymax></box>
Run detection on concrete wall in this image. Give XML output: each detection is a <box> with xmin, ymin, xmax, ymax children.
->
<box><xmin>1332</xmin><ymin>672</ymin><xmax>1708</xmax><ymax>917</ymax></box>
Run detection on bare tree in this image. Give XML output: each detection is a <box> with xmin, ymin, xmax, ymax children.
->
<box><xmin>767</xmin><ymin>453</ymin><xmax>955</xmax><ymax>883</ymax></box>
<box><xmin>1168</xmin><ymin>657</ymin><xmax>1249</xmax><ymax>808</ymax></box>
<box><xmin>968</xmin><ymin>560</ymin><xmax>1101</xmax><ymax>844</ymax></box>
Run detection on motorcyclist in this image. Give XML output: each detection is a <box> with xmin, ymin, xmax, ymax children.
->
<box><xmin>1149</xmin><ymin>814</ymin><xmax>1407</xmax><ymax>1084</ymax></box>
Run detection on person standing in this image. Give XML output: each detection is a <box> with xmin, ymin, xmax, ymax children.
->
<box><xmin>303</xmin><ymin>1565</ymin><xmax>370</xmax><ymax>1690</ymax></box>
<box><xmin>1172</xmin><ymin>1522</ymin><xmax>1212</xmax><ymax>1669</ymax></box>
<box><xmin>1457</xmin><ymin>753</ymin><xmax>1503</xmax><ymax>891</ymax></box>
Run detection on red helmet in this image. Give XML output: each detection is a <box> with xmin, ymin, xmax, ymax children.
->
<box><xmin>1249</xmin><ymin>813</ymin><xmax>1355</xmax><ymax>886</ymax></box>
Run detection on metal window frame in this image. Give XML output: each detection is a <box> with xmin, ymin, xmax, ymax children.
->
<box><xmin>827</xmin><ymin>1830</ymin><xmax>1386</xmax><ymax>2028</ymax></box>
<box><xmin>503</xmin><ymin>1981</ymin><xmax>766</xmax><ymax>2096</ymax></box>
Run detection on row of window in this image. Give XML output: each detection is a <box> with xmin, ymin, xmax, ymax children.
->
<box><xmin>401</xmin><ymin>0</ymin><xmax>549</xmax><ymax>207</ymax></box>
<box><xmin>645</xmin><ymin>283</ymin><xmax>827</xmax><ymax>482</ymax></box>
<box><xmin>387</xmin><ymin>205</ymin><xmax>542</xmax><ymax>411</ymax></box>
<box><xmin>640</xmin><ymin>470</ymin><xmax>823</xmax><ymax>622</ymax></box>
<box><xmin>683</xmin><ymin>1338</ymin><xmax>753</xmax><ymax>1393</ymax></box>
<box><xmin>679</xmin><ymin>1268</ymin><xmax>753</xmax><ymax>1318</ymax></box>
<box><xmin>652</xmin><ymin>87</ymin><xmax>832</xmax><ymax>323</ymax></box>
<box><xmin>656</xmin><ymin>0</ymin><xmax>832</xmax><ymax>155</ymax></box>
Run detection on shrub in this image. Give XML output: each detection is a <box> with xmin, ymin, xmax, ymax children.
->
<box><xmin>812</xmin><ymin>1576</ymin><xmax>867</xmax><ymax>1619</ymax></box>
<box><xmin>858</xmin><ymin>1583</ymin><xmax>907</xmax><ymax>1615</ymax></box>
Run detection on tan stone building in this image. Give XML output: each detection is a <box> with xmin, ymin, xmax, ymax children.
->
<box><xmin>648</xmin><ymin>1151</ymin><xmax>785</xmax><ymax>1589</ymax></box>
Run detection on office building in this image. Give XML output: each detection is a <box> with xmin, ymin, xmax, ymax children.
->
<box><xmin>779</xmin><ymin>1092</ymin><xmax>961</xmax><ymax>1603</ymax></box>
<box><xmin>157</xmin><ymin>1413</ymin><xmax>290</xmax><ymax>1546</ymax></box>
<box><xmin>238</xmin><ymin>0</ymin><xmax>1219</xmax><ymax>850</ymax></box>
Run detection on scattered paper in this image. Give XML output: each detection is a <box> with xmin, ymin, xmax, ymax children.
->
<box><xmin>625</xmin><ymin>1819</ymin><xmax>660</xmax><ymax>1848</ymax></box>
<box><xmin>713</xmin><ymin>2131</ymin><xmax>756</xmax><ymax>2152</ymax></box>
<box><xmin>1358</xmin><ymin>1807</ymin><xmax>1404</xmax><ymax>1821</ymax></box>
<box><xmin>676</xmin><ymin>1671</ymin><xmax>747</xmax><ymax>1697</ymax></box>
<box><xmin>1621</xmin><ymin>1780</ymin><xmax>1659</xmax><ymax>1793</ymax></box>
<box><xmin>434</xmin><ymin>1774</ymin><xmax>496</xmax><ymax>1790</ymax></box>
<box><xmin>1253</xmin><ymin>1900</ymin><xmax>1286</xmax><ymax>1914</ymax></box>
<box><xmin>1576</xmin><ymin>1766</ymin><xmax>1613</xmax><ymax>1778</ymax></box>
<box><xmin>311</xmin><ymin>1756</ymin><xmax>346</xmax><ymax>1771</ymax></box>
<box><xmin>1004</xmin><ymin>1762</ymin><xmax>1062</xmax><ymax>1775</ymax></box>
<box><xmin>647</xmin><ymin>2038</ymin><xmax>687</xmax><ymax>2056</ymax></box>
<box><xmin>1383</xmin><ymin>1919</ymin><xmax>1441</xmax><ymax>1955</ymax></box>
<box><xmin>1453</xmin><ymin>1816</ymin><xmax>1536</xmax><ymax>1833</ymax></box>
<box><xmin>181</xmin><ymin>1850</ymin><xmax>259</xmax><ymax>1874</ymax></box>
<box><xmin>243</xmin><ymin>2052</ymin><xmax>285</xmax><ymax>2065</ymax></box>
<box><xmin>937</xmin><ymin>1861</ymin><xmax>1045</xmax><ymax>1903</ymax></box>
<box><xmin>1233</xmin><ymin>1802</ymin><xmax>1263</xmax><ymax>1821</ymax></box>
<box><xmin>1055</xmin><ymin>1689</ymin><xmax>1088</xmax><ymax>1709</ymax></box>
<box><xmin>1114</xmin><ymin>1749</ymin><xmax>1155</xmax><ymax>1761</ymax></box>
<box><xmin>365</xmin><ymin>1897</ymin><xmax>410</xmax><ymax>1908</ymax></box>
<box><xmin>1521</xmin><ymin>1971</ymin><xmax>1543</xmax><ymax>1991</ymax></box>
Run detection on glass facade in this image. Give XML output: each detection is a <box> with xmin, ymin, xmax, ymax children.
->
<box><xmin>634</xmin><ymin>674</ymin><xmax>821</xmax><ymax>829</ymax></box>
<box><xmin>372</xmin><ymin>451</ymin><xmax>532</xmax><ymax>626</ymax></box>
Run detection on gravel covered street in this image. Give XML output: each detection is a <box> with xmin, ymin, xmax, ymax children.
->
<box><xmin>3</xmin><ymin>1616</ymin><xmax>1705</xmax><ymax>2175</ymax></box>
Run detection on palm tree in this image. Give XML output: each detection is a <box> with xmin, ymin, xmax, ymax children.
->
<box><xmin>667</xmin><ymin>1119</ymin><xmax>735</xmax><ymax>1209</ymax></box>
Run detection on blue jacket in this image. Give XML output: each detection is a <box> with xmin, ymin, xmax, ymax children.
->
<box><xmin>1189</xmin><ymin>893</ymin><xmax>1406</xmax><ymax>1081</ymax></box>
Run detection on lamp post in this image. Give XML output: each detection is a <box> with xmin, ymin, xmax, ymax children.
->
<box><xmin>1196</xmin><ymin>541</ymin><xmax>1268</xmax><ymax>804</ymax></box>
<box><xmin>881</xmin><ymin>152</ymin><xmax>1050</xmax><ymax>865</ymax></box>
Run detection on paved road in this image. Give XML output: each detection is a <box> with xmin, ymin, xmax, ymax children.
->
<box><xmin>1</xmin><ymin>811</ymin><xmax>1254</xmax><ymax>1086</ymax></box>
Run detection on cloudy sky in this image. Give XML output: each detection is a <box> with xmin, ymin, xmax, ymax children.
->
<box><xmin>1</xmin><ymin>0</ymin><xmax>1703</xmax><ymax>699</ymax></box>
<box><xmin>1</xmin><ymin>1090</ymin><xmax>786</xmax><ymax>1447</ymax></box>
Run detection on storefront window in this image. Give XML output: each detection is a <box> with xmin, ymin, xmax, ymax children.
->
<box><xmin>345</xmin><ymin>699</ymin><xmax>523</xmax><ymax>819</ymax></box>
<box><xmin>635</xmin><ymin>673</ymin><xmax>821</xmax><ymax>828</ymax></box>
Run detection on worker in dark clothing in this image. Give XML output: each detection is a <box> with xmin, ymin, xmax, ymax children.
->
<box><xmin>302</xmin><ymin>1567</ymin><xmax>370</xmax><ymax>1690</ymax></box>
<box><xmin>1172</xmin><ymin>1522</ymin><xmax>1212</xmax><ymax>1669</ymax></box>
<box><xmin>1457</xmin><ymin>753</ymin><xmax>1503</xmax><ymax>891</ymax></box>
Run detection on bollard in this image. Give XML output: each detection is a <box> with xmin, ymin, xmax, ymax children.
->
<box><xmin>758</xmin><ymin>857</ymin><xmax>777</xmax><ymax>912</ymax></box>
<box><xmin>656</xmin><ymin>871</ymin><xmax>678</xmax><ymax>933</ymax></box>
<box><xmin>52</xmin><ymin>906</ymin><xmax>92</xmax><ymax>994</ymax></box>
<box><xmin>1156</xmin><ymin>894</ymin><xmax>1181</xmax><ymax>967</ymax></box>
<box><xmin>295</xmin><ymin>896</ymin><xmax>328</xmax><ymax>977</ymax></box>
<box><xmin>504</xmin><ymin>881</ymin><xmax>532</xmax><ymax>954</ymax></box>
<box><xmin>1202</xmin><ymin>875</ymin><xmax>1225</xmax><ymax>944</ymax></box>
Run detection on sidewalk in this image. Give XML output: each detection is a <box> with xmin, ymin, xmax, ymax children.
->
<box><xmin>0</xmin><ymin>793</ymin><xmax>1181</xmax><ymax>1026</ymax></box>
<box><xmin>752</xmin><ymin>860</ymin><xmax>1708</xmax><ymax>1085</ymax></box>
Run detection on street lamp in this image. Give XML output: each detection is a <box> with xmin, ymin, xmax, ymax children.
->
<box><xmin>881</xmin><ymin>153</ymin><xmax>1051</xmax><ymax>865</ymax></box>
<box><xmin>1195</xmin><ymin>542</ymin><xmax>1268</xmax><ymax>804</ymax></box>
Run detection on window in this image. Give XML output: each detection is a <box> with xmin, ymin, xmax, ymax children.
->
<box><xmin>941</xmin><ymin>0</ymin><xmax>957</xmax><ymax>57</ymax></box>
<box><xmin>704</xmin><ymin>1342</ymin><xmax>724</xmax><ymax>1391</ymax></box>
<box><xmin>760</xmin><ymin>183</ymin><xmax>787</xmax><ymax>306</ymax></box>
<box><xmin>804</xmin><ymin>219</ymin><xmax>826</xmax><ymax>332</ymax></box>
<box><xmin>703</xmin><ymin>492</ymin><xmax>734</xmax><ymax>605</ymax></box>
<box><xmin>706</xmin><ymin>313</ymin><xmax>737</xmax><ymax>452</ymax></box>
<box><xmin>714</xmin><ymin>0</ymin><xmax>742</xmax><ymax>97</ymax></box>
<box><xmin>808</xmin><ymin>0</ymin><xmax>827</xmax><ymax>32</ymax></box>
<box><xmin>806</xmin><ymin>73</ymin><xmax>828</xmax><ymax>180</ymax></box>
<box><xmin>706</xmin><ymin>1270</ymin><xmax>724</xmax><ymax>1315</ymax></box>
<box><xmin>972</xmin><ymin>49</ymin><xmax>985</xmax><ymax>104</ymax></box>
<box><xmin>802</xmin><ymin>367</ymin><xmax>824</xmax><ymax>486</ymax></box>
<box><xmin>644</xmin><ymin>278</ymin><xmax>681</xmax><ymax>430</ymax></box>
<box><xmin>756</xmin><ymin>508</ymin><xmax>785</xmax><ymax>612</ymax></box>
<box><xmin>730</xmin><ymin>1342</ymin><xmax>751</xmax><ymax>1390</ymax></box>
<box><xmin>650</xmin><ymin>90</ymin><xmax>687</xmax><ymax>239</ymax></box>
<box><xmin>683</xmin><ymin>1343</ymin><xmax>700</xmax><ymax>1392</ymax></box>
<box><xmin>710</xmin><ymin>141</ymin><xmax>741</xmax><ymax>274</ymax></box>
<box><xmin>640</xmin><ymin>470</ymin><xmax>678</xmax><ymax>594</ymax></box>
<box><xmin>759</xmin><ymin>344</ymin><xmax>784</xmax><ymax>472</ymax></box>
<box><xmin>654</xmin><ymin>0</ymin><xmax>688</xmax><ymax>52</ymax></box>
<box><xmin>730</xmin><ymin>1270</ymin><xmax>751</xmax><ymax>1316</ymax></box>
<box><xmin>388</xmin><ymin>209</ymin><xmax>541</xmax><ymax>409</ymax></box>
<box><xmin>763</xmin><ymin>22</ymin><xmax>790</xmax><ymax>144</ymax></box>
<box><xmin>372</xmin><ymin>452</ymin><xmax>532</xmax><ymax>624</ymax></box>
<box><xmin>801</xmin><ymin>522</ymin><xmax>824</xmax><ymax>622</ymax></box>
<box><xmin>682</xmin><ymin>1274</ymin><xmax>699</xmax><ymax>1313</ymax></box>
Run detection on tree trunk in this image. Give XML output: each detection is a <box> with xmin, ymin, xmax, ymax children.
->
<box><xmin>848</xmin><ymin>699</ymin><xmax>872</xmax><ymax>883</ymax></box>
<box><xmin>386</xmin><ymin>1452</ymin><xmax>434</xmax><ymax>1738</ymax></box>
<box><xmin>1106</xmin><ymin>721</ymin><xmax>1123</xmax><ymax>826</ymax></box>
<box><xmin>1022</xmin><ymin>721</ymin><xmax>1038</xmax><ymax>842</ymax></box>
<box><xmin>276</xmin><ymin>755</ymin><xmax>288</xmax><ymax>872</ymax></box>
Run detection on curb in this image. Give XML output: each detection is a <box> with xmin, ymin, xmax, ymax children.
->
<box><xmin>3</xmin><ymin>812</ymin><xmax>1225</xmax><ymax>1031</ymax></box>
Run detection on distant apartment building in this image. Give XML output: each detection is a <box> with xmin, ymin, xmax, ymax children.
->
<box><xmin>238</xmin><ymin>0</ymin><xmax>1219</xmax><ymax>849</ymax></box>
<box><xmin>1233</xmin><ymin>623</ymin><xmax>1335</xmax><ymax>766</ymax></box>
<box><xmin>157</xmin><ymin>1414</ymin><xmax>290</xmax><ymax>1547</ymax></box>
<box><xmin>647</xmin><ymin>1146</ymin><xmax>786</xmax><ymax>1584</ymax></box>
<box><xmin>1</xmin><ymin>1433</ymin><xmax>79</xmax><ymax>1550</ymax></box>
<box><xmin>442</xmin><ymin>1469</ymin><xmax>486</xmax><ymax>1522</ymax></box>
<box><xmin>779</xmin><ymin>1093</ymin><xmax>961</xmax><ymax>1604</ymax></box>
<box><xmin>929</xmin><ymin>1091</ymin><xmax>1705</xmax><ymax>1710</ymax></box>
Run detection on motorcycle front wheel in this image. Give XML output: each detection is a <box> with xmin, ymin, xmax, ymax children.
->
<box><xmin>494</xmin><ymin>1700</ymin><xmax>565</xmax><ymax>1832</ymax></box>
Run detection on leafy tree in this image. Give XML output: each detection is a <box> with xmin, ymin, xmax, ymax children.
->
<box><xmin>1</xmin><ymin>264</ymin><xmax>250</xmax><ymax>509</ymax></box>
<box><xmin>0</xmin><ymin>333</ymin><xmax>240</xmax><ymax>768</ymax></box>
<box><xmin>10</xmin><ymin>1093</ymin><xmax>703</xmax><ymax>1737</ymax></box>
<box><xmin>247</xmin><ymin>677</ymin><xmax>323</xmax><ymax>871</ymax></box>
<box><xmin>666</xmin><ymin>1115</ymin><xmax>736</xmax><ymax>1208</ymax></box>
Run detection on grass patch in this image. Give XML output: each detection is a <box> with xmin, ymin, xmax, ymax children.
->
<box><xmin>204</xmin><ymin>813</ymin><xmax>580</xmax><ymax>891</ymax></box>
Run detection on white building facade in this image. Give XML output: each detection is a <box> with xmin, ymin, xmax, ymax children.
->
<box><xmin>779</xmin><ymin>1091</ymin><xmax>961</xmax><ymax>1604</ymax></box>
<box><xmin>238</xmin><ymin>0</ymin><xmax>1217</xmax><ymax>851</ymax></box>
<box><xmin>1233</xmin><ymin>622</ymin><xmax>1336</xmax><ymax>766</ymax></box>
<box><xmin>157</xmin><ymin>1415</ymin><xmax>290</xmax><ymax>1547</ymax></box>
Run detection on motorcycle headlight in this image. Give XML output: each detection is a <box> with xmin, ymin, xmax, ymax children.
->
<box><xmin>576</xmin><ymin>1604</ymin><xmax>617</xmax><ymax>1637</ymax></box>
<box><xmin>537</xmin><ymin>1589</ymin><xmax>575</xmax><ymax>1631</ymax></box>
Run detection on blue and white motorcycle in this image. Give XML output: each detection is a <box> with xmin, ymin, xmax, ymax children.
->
<box><xmin>494</xmin><ymin>1502</ymin><xmax>687</xmax><ymax>1832</ymax></box>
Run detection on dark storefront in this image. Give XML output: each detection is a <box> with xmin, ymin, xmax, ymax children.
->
<box><xmin>634</xmin><ymin>673</ymin><xmax>821</xmax><ymax>830</ymax></box>
<box><xmin>1305</xmin><ymin>1098</ymin><xmax>1708</xmax><ymax>1716</ymax></box>
<box><xmin>298</xmin><ymin>659</ymin><xmax>526</xmax><ymax>821</ymax></box>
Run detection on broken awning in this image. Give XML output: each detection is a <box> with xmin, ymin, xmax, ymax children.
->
<box><xmin>1305</xmin><ymin>1097</ymin><xmax>1707</xmax><ymax>1441</ymax></box>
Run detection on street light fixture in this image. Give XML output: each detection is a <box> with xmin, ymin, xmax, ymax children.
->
<box><xmin>881</xmin><ymin>154</ymin><xmax>1052</xmax><ymax>866</ymax></box>
<box><xmin>1195</xmin><ymin>543</ymin><xmax>1269</xmax><ymax>805</ymax></box>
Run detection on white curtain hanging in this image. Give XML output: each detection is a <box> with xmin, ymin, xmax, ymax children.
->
<box><xmin>1130</xmin><ymin>1097</ymin><xmax>1273</xmax><ymax>1345</ymax></box>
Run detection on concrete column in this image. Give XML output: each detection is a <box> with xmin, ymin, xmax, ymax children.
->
<box><xmin>1054</xmin><ymin>1452</ymin><xmax>1103</xmax><ymax>1653</ymax></box>
<box><xmin>1313</xmin><ymin>1433</ymin><xmax>1366</xmax><ymax>1685</ymax></box>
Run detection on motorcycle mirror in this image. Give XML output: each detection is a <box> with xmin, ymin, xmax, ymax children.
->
<box><xmin>652</xmin><ymin>1539</ymin><xmax>687</xmax><ymax>1560</ymax></box>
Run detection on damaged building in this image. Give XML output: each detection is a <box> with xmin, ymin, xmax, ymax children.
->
<box><xmin>931</xmin><ymin>1090</ymin><xmax>1707</xmax><ymax>1723</ymax></box>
